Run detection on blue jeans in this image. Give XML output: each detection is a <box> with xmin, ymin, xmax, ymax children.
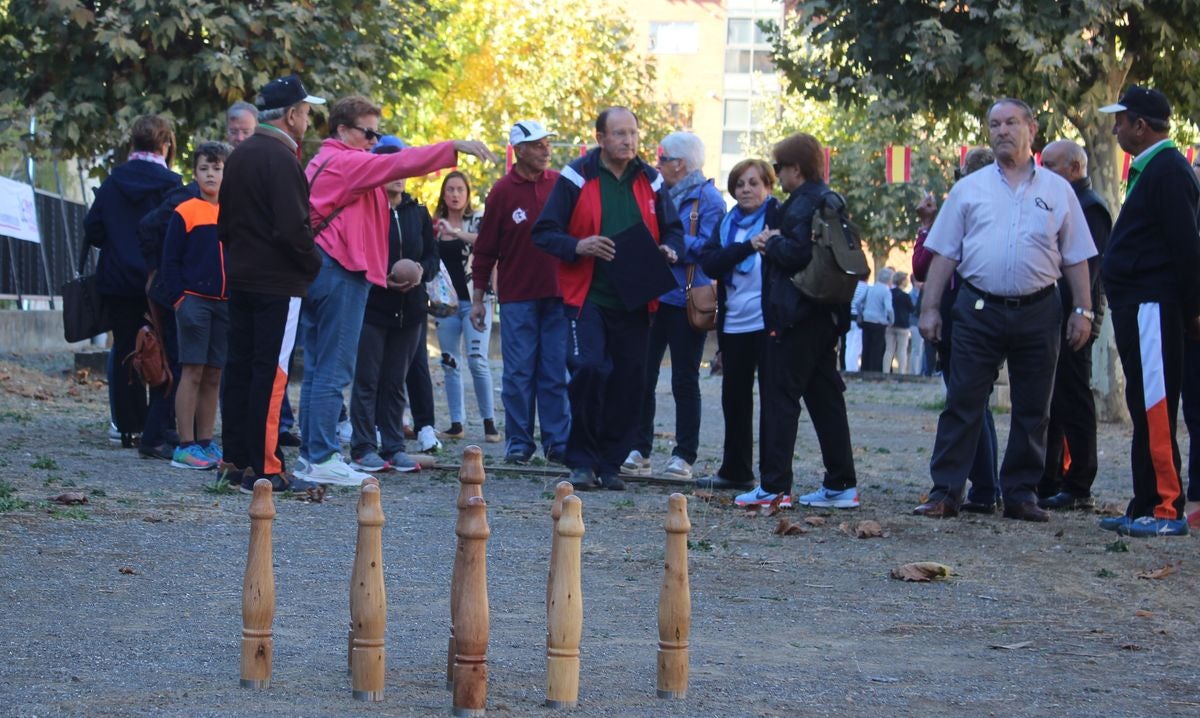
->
<box><xmin>499</xmin><ymin>298</ymin><xmax>570</xmax><ymax>458</ymax></box>
<box><xmin>435</xmin><ymin>300</ymin><xmax>495</xmax><ymax>424</ymax></box>
<box><xmin>634</xmin><ymin>303</ymin><xmax>705</xmax><ymax>463</ymax></box>
<box><xmin>298</xmin><ymin>249</ymin><xmax>371</xmax><ymax>463</ymax></box>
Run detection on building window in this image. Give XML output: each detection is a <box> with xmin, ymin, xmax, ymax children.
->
<box><xmin>725</xmin><ymin>17</ymin><xmax>775</xmax><ymax>75</ymax></box>
<box><xmin>649</xmin><ymin>22</ymin><xmax>699</xmax><ymax>54</ymax></box>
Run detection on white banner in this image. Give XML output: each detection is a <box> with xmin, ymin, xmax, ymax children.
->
<box><xmin>0</xmin><ymin>176</ymin><xmax>40</xmax><ymax>243</ymax></box>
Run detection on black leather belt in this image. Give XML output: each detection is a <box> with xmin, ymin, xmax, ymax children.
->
<box><xmin>964</xmin><ymin>281</ymin><xmax>1054</xmax><ymax>308</ymax></box>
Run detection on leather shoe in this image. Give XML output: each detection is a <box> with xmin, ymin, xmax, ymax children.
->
<box><xmin>913</xmin><ymin>497</ymin><xmax>959</xmax><ymax>518</ymax></box>
<box><xmin>1037</xmin><ymin>492</ymin><xmax>1095</xmax><ymax>511</ymax></box>
<box><xmin>960</xmin><ymin>500</ymin><xmax>997</xmax><ymax>514</ymax></box>
<box><xmin>1003</xmin><ymin>500</ymin><xmax>1050</xmax><ymax>522</ymax></box>
<box><xmin>695</xmin><ymin>474</ymin><xmax>754</xmax><ymax>491</ymax></box>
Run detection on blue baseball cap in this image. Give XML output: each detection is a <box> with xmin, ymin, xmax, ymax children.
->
<box><xmin>372</xmin><ymin>135</ymin><xmax>408</xmax><ymax>153</ymax></box>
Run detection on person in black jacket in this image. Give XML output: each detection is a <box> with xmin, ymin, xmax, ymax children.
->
<box><xmin>1097</xmin><ymin>86</ymin><xmax>1200</xmax><ymax>537</ymax></box>
<box><xmin>83</xmin><ymin>115</ymin><xmax>182</xmax><ymax>447</ymax></box>
<box><xmin>730</xmin><ymin>133</ymin><xmax>859</xmax><ymax>510</ymax></box>
<box><xmin>347</xmin><ymin>136</ymin><xmax>439</xmax><ymax>473</ymax></box>
<box><xmin>218</xmin><ymin>75</ymin><xmax>325</xmax><ymax>494</ymax></box>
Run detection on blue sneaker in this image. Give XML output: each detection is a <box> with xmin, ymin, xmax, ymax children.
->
<box><xmin>203</xmin><ymin>443</ymin><xmax>223</xmax><ymax>464</ymax></box>
<box><xmin>1116</xmin><ymin>516</ymin><xmax>1189</xmax><ymax>537</ymax></box>
<box><xmin>1098</xmin><ymin>515</ymin><xmax>1132</xmax><ymax>532</ymax></box>
<box><xmin>171</xmin><ymin>444</ymin><xmax>216</xmax><ymax>470</ymax></box>
<box><xmin>795</xmin><ymin>486</ymin><xmax>860</xmax><ymax>509</ymax></box>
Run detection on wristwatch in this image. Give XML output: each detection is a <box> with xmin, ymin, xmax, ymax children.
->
<box><xmin>1073</xmin><ymin>307</ymin><xmax>1095</xmax><ymax>321</ymax></box>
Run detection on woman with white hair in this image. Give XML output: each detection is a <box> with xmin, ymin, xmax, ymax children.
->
<box><xmin>620</xmin><ymin>131</ymin><xmax>725</xmax><ymax>480</ymax></box>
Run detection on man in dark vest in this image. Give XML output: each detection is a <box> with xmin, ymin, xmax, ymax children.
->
<box><xmin>1036</xmin><ymin>140</ymin><xmax>1112</xmax><ymax>510</ymax></box>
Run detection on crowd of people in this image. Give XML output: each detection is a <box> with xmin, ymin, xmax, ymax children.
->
<box><xmin>82</xmin><ymin>75</ymin><xmax>1199</xmax><ymax>537</ymax></box>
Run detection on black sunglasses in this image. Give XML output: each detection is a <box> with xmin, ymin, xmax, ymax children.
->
<box><xmin>354</xmin><ymin>125</ymin><xmax>383</xmax><ymax>142</ymax></box>
<box><xmin>772</xmin><ymin>162</ymin><xmax>783</xmax><ymax>175</ymax></box>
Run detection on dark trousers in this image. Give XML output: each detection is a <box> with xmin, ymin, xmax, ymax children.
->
<box><xmin>860</xmin><ymin>321</ymin><xmax>886</xmax><ymax>372</ymax></box>
<box><xmin>930</xmin><ymin>286</ymin><xmax>1060</xmax><ymax>504</ymax></box>
<box><xmin>222</xmin><ymin>290</ymin><xmax>300</xmax><ymax>479</ymax></box>
<box><xmin>105</xmin><ymin>294</ymin><xmax>150</xmax><ymax>435</ymax></box>
<box><xmin>564</xmin><ymin>303</ymin><xmax>649</xmax><ymax>476</ymax></box>
<box><xmin>760</xmin><ymin>315</ymin><xmax>857</xmax><ymax>495</ymax></box>
<box><xmin>716</xmin><ymin>329</ymin><xmax>766</xmax><ymax>485</ymax></box>
<box><xmin>350</xmin><ymin>320</ymin><xmax>423</xmax><ymax>459</ymax></box>
<box><xmin>1112</xmin><ymin>302</ymin><xmax>1185</xmax><ymax>520</ymax></box>
<box><xmin>634</xmin><ymin>304</ymin><xmax>706</xmax><ymax>463</ymax></box>
<box><xmin>1039</xmin><ymin>330</ymin><xmax>1098</xmax><ymax>498</ymax></box>
<box><xmin>1183</xmin><ymin>335</ymin><xmax>1200</xmax><ymax>502</ymax></box>
<box><xmin>406</xmin><ymin>321</ymin><xmax>435</xmax><ymax>430</ymax></box>
<box><xmin>141</xmin><ymin>300</ymin><xmax>179</xmax><ymax>448</ymax></box>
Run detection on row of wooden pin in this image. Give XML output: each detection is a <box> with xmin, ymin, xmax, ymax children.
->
<box><xmin>238</xmin><ymin>445</ymin><xmax>693</xmax><ymax>712</ymax></box>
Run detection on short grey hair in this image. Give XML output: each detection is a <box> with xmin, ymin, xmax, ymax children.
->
<box><xmin>258</xmin><ymin>107</ymin><xmax>286</xmax><ymax>123</ymax></box>
<box><xmin>228</xmin><ymin>101</ymin><xmax>257</xmax><ymax>122</ymax></box>
<box><xmin>877</xmin><ymin>266</ymin><xmax>895</xmax><ymax>285</ymax></box>
<box><xmin>659</xmin><ymin>132</ymin><xmax>705</xmax><ymax>173</ymax></box>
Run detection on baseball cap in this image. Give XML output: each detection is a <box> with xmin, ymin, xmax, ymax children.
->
<box><xmin>256</xmin><ymin>74</ymin><xmax>326</xmax><ymax>112</ymax></box>
<box><xmin>509</xmin><ymin>120</ymin><xmax>555</xmax><ymax>146</ymax></box>
<box><xmin>372</xmin><ymin>135</ymin><xmax>408</xmax><ymax>154</ymax></box>
<box><xmin>1099</xmin><ymin>85</ymin><xmax>1171</xmax><ymax>122</ymax></box>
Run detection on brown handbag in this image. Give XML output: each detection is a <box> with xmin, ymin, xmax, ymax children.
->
<box><xmin>124</xmin><ymin>302</ymin><xmax>173</xmax><ymax>394</ymax></box>
<box><xmin>682</xmin><ymin>201</ymin><xmax>717</xmax><ymax>331</ymax></box>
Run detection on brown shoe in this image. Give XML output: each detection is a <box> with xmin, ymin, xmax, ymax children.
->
<box><xmin>1002</xmin><ymin>500</ymin><xmax>1050</xmax><ymax>522</ymax></box>
<box><xmin>913</xmin><ymin>497</ymin><xmax>959</xmax><ymax>518</ymax></box>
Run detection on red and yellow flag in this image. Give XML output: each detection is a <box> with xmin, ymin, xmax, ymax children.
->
<box><xmin>884</xmin><ymin>145</ymin><xmax>911</xmax><ymax>183</ymax></box>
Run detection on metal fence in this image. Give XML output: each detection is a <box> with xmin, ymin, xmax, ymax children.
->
<box><xmin>0</xmin><ymin>190</ymin><xmax>91</xmax><ymax>302</ymax></box>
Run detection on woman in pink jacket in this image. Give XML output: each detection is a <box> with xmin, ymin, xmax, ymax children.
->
<box><xmin>294</xmin><ymin>95</ymin><xmax>496</xmax><ymax>486</ymax></box>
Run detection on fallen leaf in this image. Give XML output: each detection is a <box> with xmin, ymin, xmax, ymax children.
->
<box><xmin>890</xmin><ymin>562</ymin><xmax>952</xmax><ymax>582</ymax></box>
<box><xmin>142</xmin><ymin>516</ymin><xmax>163</xmax><ymax>523</ymax></box>
<box><xmin>1134</xmin><ymin>609</ymin><xmax>1155</xmax><ymax>618</ymax></box>
<box><xmin>1137</xmin><ymin>562</ymin><xmax>1181</xmax><ymax>580</ymax></box>
<box><xmin>855</xmin><ymin>520</ymin><xmax>885</xmax><ymax>538</ymax></box>
<box><xmin>764</xmin><ymin>493</ymin><xmax>787</xmax><ymax>517</ymax></box>
<box><xmin>990</xmin><ymin>641</ymin><xmax>1033</xmax><ymax>650</ymax></box>
<box><xmin>803</xmin><ymin>516</ymin><xmax>826</xmax><ymax>527</ymax></box>
<box><xmin>1095</xmin><ymin>501</ymin><xmax>1125</xmax><ymax>517</ymax></box>
<box><xmin>1120</xmin><ymin>643</ymin><xmax>1143</xmax><ymax>651</ymax></box>
<box><xmin>773</xmin><ymin>517</ymin><xmax>809</xmax><ymax>536</ymax></box>
<box><xmin>118</xmin><ymin>567</ymin><xmax>138</xmax><ymax>575</ymax></box>
<box><xmin>51</xmin><ymin>492</ymin><xmax>88</xmax><ymax>505</ymax></box>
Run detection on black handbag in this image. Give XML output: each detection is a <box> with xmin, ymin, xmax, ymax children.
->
<box><xmin>61</xmin><ymin>239</ymin><xmax>109</xmax><ymax>342</ymax></box>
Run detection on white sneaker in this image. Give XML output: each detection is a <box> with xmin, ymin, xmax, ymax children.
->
<box><xmin>303</xmin><ymin>453</ymin><xmax>369</xmax><ymax>486</ymax></box>
<box><xmin>293</xmin><ymin>456</ymin><xmax>311</xmax><ymax>478</ymax></box>
<box><xmin>417</xmin><ymin>425</ymin><xmax>442</xmax><ymax>453</ymax></box>
<box><xmin>108</xmin><ymin>422</ymin><xmax>121</xmax><ymax>444</ymax></box>
<box><xmin>663</xmin><ymin>455</ymin><xmax>692</xmax><ymax>479</ymax></box>
<box><xmin>620</xmin><ymin>450</ymin><xmax>652</xmax><ymax>476</ymax></box>
<box><xmin>735</xmin><ymin>485</ymin><xmax>792</xmax><ymax>508</ymax></box>
<box><xmin>337</xmin><ymin>420</ymin><xmax>352</xmax><ymax>444</ymax></box>
<box><xmin>795</xmin><ymin>486</ymin><xmax>860</xmax><ymax>509</ymax></box>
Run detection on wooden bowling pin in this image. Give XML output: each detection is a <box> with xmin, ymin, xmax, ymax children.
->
<box><xmin>452</xmin><ymin>495</ymin><xmax>490</xmax><ymax>717</ymax></box>
<box><xmin>350</xmin><ymin>483</ymin><xmax>387</xmax><ymax>701</ymax></box>
<box><xmin>547</xmin><ymin>481</ymin><xmax>574</xmax><ymax>615</ymax></box>
<box><xmin>348</xmin><ymin>476</ymin><xmax>381</xmax><ymax>671</ymax></box>
<box><xmin>448</xmin><ymin>446</ymin><xmax>486</xmax><ymax>689</ymax></box>
<box><xmin>656</xmin><ymin>493</ymin><xmax>692</xmax><ymax>699</ymax></box>
<box><xmin>546</xmin><ymin>494</ymin><xmax>584</xmax><ymax>708</ymax></box>
<box><xmin>240</xmin><ymin>479</ymin><xmax>276</xmax><ymax>689</ymax></box>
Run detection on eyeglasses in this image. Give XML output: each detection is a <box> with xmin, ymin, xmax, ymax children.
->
<box><xmin>657</xmin><ymin>155</ymin><xmax>681</xmax><ymax>164</ymax></box>
<box><xmin>354</xmin><ymin>125</ymin><xmax>383</xmax><ymax>142</ymax></box>
<box><xmin>772</xmin><ymin>162</ymin><xmax>784</xmax><ymax>175</ymax></box>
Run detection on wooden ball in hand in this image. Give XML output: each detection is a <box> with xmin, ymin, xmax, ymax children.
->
<box><xmin>390</xmin><ymin>259</ymin><xmax>421</xmax><ymax>286</ymax></box>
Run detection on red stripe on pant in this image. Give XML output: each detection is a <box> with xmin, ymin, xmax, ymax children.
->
<box><xmin>262</xmin><ymin>368</ymin><xmax>288</xmax><ymax>475</ymax></box>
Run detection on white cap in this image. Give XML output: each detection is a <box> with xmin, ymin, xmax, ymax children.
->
<box><xmin>509</xmin><ymin>120</ymin><xmax>555</xmax><ymax>146</ymax></box>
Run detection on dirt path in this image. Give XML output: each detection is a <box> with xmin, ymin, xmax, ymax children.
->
<box><xmin>0</xmin><ymin>352</ymin><xmax>1195</xmax><ymax>717</ymax></box>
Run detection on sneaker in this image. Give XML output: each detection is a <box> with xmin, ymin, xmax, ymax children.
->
<box><xmin>293</xmin><ymin>455</ymin><xmax>311</xmax><ymax>478</ymax></box>
<box><xmin>735</xmin><ymin>485</ymin><xmax>792</xmax><ymax>508</ymax></box>
<box><xmin>483</xmin><ymin>419</ymin><xmax>502</xmax><ymax>444</ymax></box>
<box><xmin>108</xmin><ymin>422</ymin><xmax>122</xmax><ymax>444</ymax></box>
<box><xmin>568</xmin><ymin>467</ymin><xmax>599</xmax><ymax>491</ymax></box>
<box><xmin>387</xmin><ymin>451</ymin><xmax>420</xmax><ymax>473</ymax></box>
<box><xmin>303</xmin><ymin>453</ymin><xmax>370</xmax><ymax>486</ymax></box>
<box><xmin>277</xmin><ymin>431</ymin><xmax>301</xmax><ymax>448</ymax></box>
<box><xmin>350</xmin><ymin>451</ymin><xmax>389</xmax><ymax>472</ymax></box>
<box><xmin>694</xmin><ymin>474</ymin><xmax>754</xmax><ymax>491</ymax></box>
<box><xmin>203</xmin><ymin>443</ymin><xmax>223</xmax><ymax>464</ymax></box>
<box><xmin>598</xmin><ymin>473</ymin><xmax>626</xmax><ymax>491</ymax></box>
<box><xmin>171</xmin><ymin>444</ymin><xmax>217</xmax><ymax>470</ymax></box>
<box><xmin>438</xmin><ymin>423</ymin><xmax>465</xmax><ymax>440</ymax></box>
<box><xmin>1116</xmin><ymin>516</ymin><xmax>1189</xmax><ymax>537</ymax></box>
<box><xmin>241</xmin><ymin>473</ymin><xmax>321</xmax><ymax>494</ymax></box>
<box><xmin>138</xmin><ymin>443</ymin><xmax>174</xmax><ymax>461</ymax></box>
<box><xmin>620</xmin><ymin>450</ymin><xmax>652</xmax><ymax>477</ymax></box>
<box><xmin>545</xmin><ymin>448</ymin><xmax>567</xmax><ymax>465</ymax></box>
<box><xmin>795</xmin><ymin>486</ymin><xmax>860</xmax><ymax>509</ymax></box>
<box><xmin>1037</xmin><ymin>491</ymin><xmax>1095</xmax><ymax>511</ymax></box>
<box><xmin>1098</xmin><ymin>515</ymin><xmax>1132</xmax><ymax>532</ymax></box>
<box><xmin>337</xmin><ymin>420</ymin><xmax>352</xmax><ymax>444</ymax></box>
<box><xmin>504</xmin><ymin>451</ymin><xmax>533</xmax><ymax>465</ymax></box>
<box><xmin>663</xmin><ymin>456</ymin><xmax>692</xmax><ymax>479</ymax></box>
<box><xmin>418</xmin><ymin>425</ymin><xmax>443</xmax><ymax>453</ymax></box>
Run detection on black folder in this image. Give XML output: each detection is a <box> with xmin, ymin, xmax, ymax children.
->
<box><xmin>606</xmin><ymin>223</ymin><xmax>678</xmax><ymax>310</ymax></box>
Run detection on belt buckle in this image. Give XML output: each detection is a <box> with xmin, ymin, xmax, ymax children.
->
<box><xmin>1001</xmin><ymin>295</ymin><xmax>1022</xmax><ymax>308</ymax></box>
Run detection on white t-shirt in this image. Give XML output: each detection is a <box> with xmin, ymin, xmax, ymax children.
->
<box><xmin>722</xmin><ymin>226</ymin><xmax>764</xmax><ymax>334</ymax></box>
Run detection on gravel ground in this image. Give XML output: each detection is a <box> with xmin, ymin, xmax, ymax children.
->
<box><xmin>0</xmin><ymin>349</ymin><xmax>1197</xmax><ymax>717</ymax></box>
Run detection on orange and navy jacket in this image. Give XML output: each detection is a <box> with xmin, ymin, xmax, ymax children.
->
<box><xmin>532</xmin><ymin>148</ymin><xmax>684</xmax><ymax>311</ymax></box>
<box><xmin>161</xmin><ymin>197</ymin><xmax>226</xmax><ymax>306</ymax></box>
